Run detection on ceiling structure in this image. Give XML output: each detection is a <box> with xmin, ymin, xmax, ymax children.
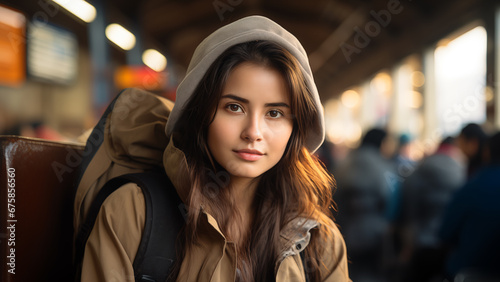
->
<box><xmin>112</xmin><ymin>0</ymin><xmax>491</xmax><ymax>100</ymax></box>
<box><xmin>5</xmin><ymin>0</ymin><xmax>493</xmax><ymax>101</ymax></box>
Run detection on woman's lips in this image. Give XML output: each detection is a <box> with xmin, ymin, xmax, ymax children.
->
<box><xmin>234</xmin><ymin>149</ymin><xmax>264</xmax><ymax>161</ymax></box>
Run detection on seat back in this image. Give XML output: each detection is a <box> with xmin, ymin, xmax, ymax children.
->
<box><xmin>0</xmin><ymin>136</ymin><xmax>84</xmax><ymax>282</ymax></box>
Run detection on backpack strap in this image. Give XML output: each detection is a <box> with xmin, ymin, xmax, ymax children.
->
<box><xmin>130</xmin><ymin>172</ymin><xmax>185</xmax><ymax>282</ymax></box>
<box><xmin>74</xmin><ymin>171</ymin><xmax>185</xmax><ymax>282</ymax></box>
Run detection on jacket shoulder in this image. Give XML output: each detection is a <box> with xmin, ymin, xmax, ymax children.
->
<box><xmin>318</xmin><ymin>222</ymin><xmax>351</xmax><ymax>281</ymax></box>
<box><xmin>81</xmin><ymin>183</ymin><xmax>145</xmax><ymax>281</ymax></box>
<box><xmin>97</xmin><ymin>183</ymin><xmax>146</xmax><ymax>258</ymax></box>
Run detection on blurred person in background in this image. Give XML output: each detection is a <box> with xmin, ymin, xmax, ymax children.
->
<box><xmin>385</xmin><ymin>133</ymin><xmax>417</xmax><ymax>255</ymax></box>
<box><xmin>397</xmin><ymin>136</ymin><xmax>466</xmax><ymax>282</ymax></box>
<box><xmin>455</xmin><ymin>123</ymin><xmax>487</xmax><ymax>178</ymax></box>
<box><xmin>334</xmin><ymin>128</ymin><xmax>394</xmax><ymax>282</ymax></box>
<box><xmin>3</xmin><ymin>120</ymin><xmax>66</xmax><ymax>141</ymax></box>
<box><xmin>439</xmin><ymin>131</ymin><xmax>500</xmax><ymax>281</ymax></box>
<box><xmin>391</xmin><ymin>133</ymin><xmax>415</xmax><ymax>175</ymax></box>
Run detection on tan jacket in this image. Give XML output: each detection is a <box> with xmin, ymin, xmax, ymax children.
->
<box><xmin>75</xmin><ymin>89</ymin><xmax>350</xmax><ymax>281</ymax></box>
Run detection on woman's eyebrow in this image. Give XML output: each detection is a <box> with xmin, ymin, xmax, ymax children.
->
<box><xmin>265</xmin><ymin>102</ymin><xmax>289</xmax><ymax>108</ymax></box>
<box><xmin>221</xmin><ymin>94</ymin><xmax>249</xmax><ymax>103</ymax></box>
<box><xmin>221</xmin><ymin>94</ymin><xmax>290</xmax><ymax>108</ymax></box>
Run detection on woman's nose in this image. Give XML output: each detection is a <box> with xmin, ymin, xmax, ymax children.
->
<box><xmin>241</xmin><ymin>116</ymin><xmax>263</xmax><ymax>142</ymax></box>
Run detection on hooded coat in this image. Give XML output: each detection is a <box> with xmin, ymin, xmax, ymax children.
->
<box><xmin>75</xmin><ymin>16</ymin><xmax>350</xmax><ymax>282</ymax></box>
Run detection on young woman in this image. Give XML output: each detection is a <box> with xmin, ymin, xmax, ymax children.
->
<box><xmin>78</xmin><ymin>15</ymin><xmax>350</xmax><ymax>281</ymax></box>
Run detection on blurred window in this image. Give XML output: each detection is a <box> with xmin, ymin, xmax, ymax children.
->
<box><xmin>369</xmin><ymin>71</ymin><xmax>392</xmax><ymax>127</ymax></box>
<box><xmin>325</xmin><ymin>89</ymin><xmax>362</xmax><ymax>148</ymax></box>
<box><xmin>434</xmin><ymin>25</ymin><xmax>487</xmax><ymax>135</ymax></box>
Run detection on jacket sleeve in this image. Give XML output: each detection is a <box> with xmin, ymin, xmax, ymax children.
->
<box><xmin>320</xmin><ymin>224</ymin><xmax>351</xmax><ymax>282</ymax></box>
<box><xmin>80</xmin><ymin>183</ymin><xmax>145</xmax><ymax>282</ymax></box>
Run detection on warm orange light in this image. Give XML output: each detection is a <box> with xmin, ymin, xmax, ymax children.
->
<box><xmin>341</xmin><ymin>90</ymin><xmax>360</xmax><ymax>108</ymax></box>
<box><xmin>52</xmin><ymin>0</ymin><xmax>96</xmax><ymax>23</ymax></box>
<box><xmin>411</xmin><ymin>71</ymin><xmax>425</xmax><ymax>87</ymax></box>
<box><xmin>0</xmin><ymin>5</ymin><xmax>25</xmax><ymax>86</ymax></box>
<box><xmin>114</xmin><ymin>65</ymin><xmax>167</xmax><ymax>90</ymax></box>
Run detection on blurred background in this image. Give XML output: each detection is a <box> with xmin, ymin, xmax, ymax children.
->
<box><xmin>1</xmin><ymin>0</ymin><xmax>500</xmax><ymax>281</ymax></box>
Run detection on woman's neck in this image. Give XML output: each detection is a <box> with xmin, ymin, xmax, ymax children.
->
<box><xmin>230</xmin><ymin>176</ymin><xmax>258</xmax><ymax>217</ymax></box>
<box><xmin>227</xmin><ymin>176</ymin><xmax>258</xmax><ymax>244</ymax></box>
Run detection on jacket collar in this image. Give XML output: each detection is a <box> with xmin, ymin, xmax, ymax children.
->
<box><xmin>279</xmin><ymin>217</ymin><xmax>319</xmax><ymax>262</ymax></box>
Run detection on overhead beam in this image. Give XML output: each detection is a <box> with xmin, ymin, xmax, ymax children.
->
<box><xmin>308</xmin><ymin>6</ymin><xmax>367</xmax><ymax>72</ymax></box>
<box><xmin>317</xmin><ymin>0</ymin><xmax>483</xmax><ymax>100</ymax></box>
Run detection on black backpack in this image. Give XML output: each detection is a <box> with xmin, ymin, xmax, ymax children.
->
<box><xmin>73</xmin><ymin>89</ymin><xmax>185</xmax><ymax>282</ymax></box>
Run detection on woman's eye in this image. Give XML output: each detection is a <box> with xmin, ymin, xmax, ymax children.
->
<box><xmin>268</xmin><ymin>110</ymin><xmax>283</xmax><ymax>118</ymax></box>
<box><xmin>227</xmin><ymin>104</ymin><xmax>242</xmax><ymax>112</ymax></box>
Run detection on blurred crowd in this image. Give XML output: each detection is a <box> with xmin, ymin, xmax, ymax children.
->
<box><xmin>325</xmin><ymin>123</ymin><xmax>500</xmax><ymax>282</ymax></box>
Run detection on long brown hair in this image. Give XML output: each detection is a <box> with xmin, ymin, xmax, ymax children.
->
<box><xmin>172</xmin><ymin>40</ymin><xmax>336</xmax><ymax>281</ymax></box>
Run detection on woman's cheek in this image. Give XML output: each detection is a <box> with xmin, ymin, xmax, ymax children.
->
<box><xmin>267</xmin><ymin>119</ymin><xmax>293</xmax><ymax>136</ymax></box>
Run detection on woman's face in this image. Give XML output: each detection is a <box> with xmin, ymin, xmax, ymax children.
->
<box><xmin>208</xmin><ymin>62</ymin><xmax>294</xmax><ymax>182</ymax></box>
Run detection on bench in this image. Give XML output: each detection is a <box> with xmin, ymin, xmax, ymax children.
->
<box><xmin>1</xmin><ymin>136</ymin><xmax>84</xmax><ymax>281</ymax></box>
